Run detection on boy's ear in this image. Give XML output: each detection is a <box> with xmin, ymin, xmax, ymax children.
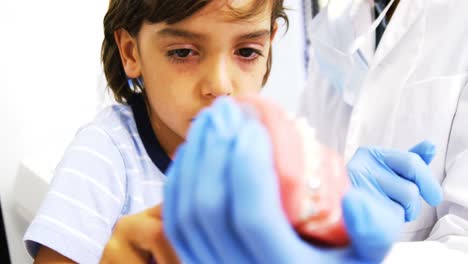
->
<box><xmin>114</xmin><ymin>29</ymin><xmax>141</xmax><ymax>78</ymax></box>
<box><xmin>270</xmin><ymin>22</ymin><xmax>278</xmax><ymax>42</ymax></box>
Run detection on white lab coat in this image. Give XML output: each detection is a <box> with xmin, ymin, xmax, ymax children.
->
<box><xmin>300</xmin><ymin>0</ymin><xmax>468</xmax><ymax>262</ymax></box>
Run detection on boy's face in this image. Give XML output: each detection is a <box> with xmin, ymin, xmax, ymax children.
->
<box><xmin>117</xmin><ymin>0</ymin><xmax>277</xmax><ymax>156</ymax></box>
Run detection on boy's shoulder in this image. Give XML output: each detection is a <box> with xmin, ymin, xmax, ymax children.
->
<box><xmin>68</xmin><ymin>103</ymin><xmax>146</xmax><ymax>164</ymax></box>
<box><xmin>95</xmin><ymin>103</ymin><xmax>135</xmax><ymax>128</ymax></box>
<box><xmin>82</xmin><ymin>104</ymin><xmax>138</xmax><ymax>142</ymax></box>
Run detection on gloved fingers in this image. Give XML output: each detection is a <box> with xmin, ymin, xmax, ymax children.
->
<box><xmin>380</xmin><ymin>148</ymin><xmax>443</xmax><ymax>206</ymax></box>
<box><xmin>228</xmin><ymin>117</ymin><xmax>301</xmax><ymax>263</ymax></box>
<box><xmin>163</xmin><ymin>144</ymin><xmax>193</xmax><ymax>261</ymax></box>
<box><xmin>342</xmin><ymin>188</ymin><xmax>403</xmax><ymax>263</ymax></box>
<box><xmin>347</xmin><ymin>168</ymin><xmax>387</xmax><ymax>198</ymax></box>
<box><xmin>171</xmin><ymin>110</ymin><xmax>218</xmax><ymax>263</ymax></box>
<box><xmin>346</xmin><ymin>152</ymin><xmax>407</xmax><ymax>220</ymax></box>
<box><xmin>193</xmin><ymin>98</ymin><xmax>251</xmax><ymax>263</ymax></box>
<box><xmin>376</xmin><ymin>171</ymin><xmax>422</xmax><ymax>221</ymax></box>
<box><xmin>408</xmin><ymin>140</ymin><xmax>436</xmax><ymax>165</ymax></box>
<box><xmin>347</xmin><ymin>147</ymin><xmax>392</xmax><ymax>196</ymax></box>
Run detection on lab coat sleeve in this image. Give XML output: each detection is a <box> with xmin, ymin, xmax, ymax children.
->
<box><xmin>384</xmin><ymin>83</ymin><xmax>468</xmax><ymax>263</ymax></box>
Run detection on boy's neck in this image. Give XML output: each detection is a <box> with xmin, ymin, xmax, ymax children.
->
<box><xmin>147</xmin><ymin>108</ymin><xmax>183</xmax><ymax>159</ymax></box>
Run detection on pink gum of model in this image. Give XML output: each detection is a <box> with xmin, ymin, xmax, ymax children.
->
<box><xmin>236</xmin><ymin>94</ymin><xmax>350</xmax><ymax>247</ymax></box>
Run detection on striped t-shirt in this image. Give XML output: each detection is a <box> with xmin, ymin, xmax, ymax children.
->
<box><xmin>23</xmin><ymin>94</ymin><xmax>171</xmax><ymax>263</ymax></box>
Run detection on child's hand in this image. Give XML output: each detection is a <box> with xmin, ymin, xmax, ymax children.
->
<box><xmin>100</xmin><ymin>205</ymin><xmax>179</xmax><ymax>264</ymax></box>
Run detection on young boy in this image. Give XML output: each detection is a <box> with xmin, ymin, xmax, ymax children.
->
<box><xmin>23</xmin><ymin>0</ymin><xmax>430</xmax><ymax>263</ymax></box>
<box><xmin>24</xmin><ymin>0</ymin><xmax>286</xmax><ymax>263</ymax></box>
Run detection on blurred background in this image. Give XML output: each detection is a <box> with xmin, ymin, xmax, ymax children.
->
<box><xmin>0</xmin><ymin>0</ymin><xmax>327</xmax><ymax>262</ymax></box>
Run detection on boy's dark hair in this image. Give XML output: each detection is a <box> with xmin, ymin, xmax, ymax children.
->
<box><xmin>102</xmin><ymin>0</ymin><xmax>288</xmax><ymax>103</ymax></box>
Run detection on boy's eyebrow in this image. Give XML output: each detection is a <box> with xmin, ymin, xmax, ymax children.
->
<box><xmin>156</xmin><ymin>28</ymin><xmax>271</xmax><ymax>41</ymax></box>
<box><xmin>236</xmin><ymin>29</ymin><xmax>271</xmax><ymax>41</ymax></box>
<box><xmin>157</xmin><ymin>28</ymin><xmax>205</xmax><ymax>40</ymax></box>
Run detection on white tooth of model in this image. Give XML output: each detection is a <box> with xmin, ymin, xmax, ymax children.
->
<box><xmin>295</xmin><ymin>117</ymin><xmax>323</xmax><ymax>220</ymax></box>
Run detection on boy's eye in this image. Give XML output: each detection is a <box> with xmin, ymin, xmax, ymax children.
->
<box><xmin>239</xmin><ymin>48</ymin><xmax>255</xmax><ymax>57</ymax></box>
<box><xmin>168</xmin><ymin>49</ymin><xmax>195</xmax><ymax>58</ymax></box>
<box><xmin>236</xmin><ymin>48</ymin><xmax>262</xmax><ymax>60</ymax></box>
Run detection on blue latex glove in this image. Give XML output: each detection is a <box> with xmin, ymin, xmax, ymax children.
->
<box><xmin>347</xmin><ymin>141</ymin><xmax>443</xmax><ymax>222</ymax></box>
<box><xmin>163</xmin><ymin>97</ymin><xmax>403</xmax><ymax>264</ymax></box>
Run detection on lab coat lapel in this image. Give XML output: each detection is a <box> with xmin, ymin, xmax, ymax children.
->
<box><xmin>350</xmin><ymin>0</ymin><xmax>375</xmax><ymax>63</ymax></box>
<box><xmin>371</xmin><ymin>0</ymin><xmax>425</xmax><ymax>67</ymax></box>
<box><xmin>343</xmin><ymin>0</ymin><xmax>427</xmax><ymax>161</ymax></box>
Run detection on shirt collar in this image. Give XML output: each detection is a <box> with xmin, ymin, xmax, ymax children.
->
<box><xmin>129</xmin><ymin>94</ymin><xmax>172</xmax><ymax>174</ymax></box>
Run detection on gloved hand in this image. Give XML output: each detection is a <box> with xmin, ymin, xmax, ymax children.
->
<box><xmin>347</xmin><ymin>141</ymin><xmax>443</xmax><ymax>222</ymax></box>
<box><xmin>163</xmin><ymin>97</ymin><xmax>403</xmax><ymax>264</ymax></box>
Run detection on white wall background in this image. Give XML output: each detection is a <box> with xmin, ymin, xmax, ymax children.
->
<box><xmin>262</xmin><ymin>0</ymin><xmax>306</xmax><ymax>112</ymax></box>
<box><xmin>1</xmin><ymin>1</ymin><xmax>110</xmax><ymax>263</ymax></box>
<box><xmin>0</xmin><ymin>0</ymin><xmax>305</xmax><ymax>263</ymax></box>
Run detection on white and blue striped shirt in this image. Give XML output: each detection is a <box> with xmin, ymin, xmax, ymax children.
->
<box><xmin>24</xmin><ymin>95</ymin><xmax>170</xmax><ymax>263</ymax></box>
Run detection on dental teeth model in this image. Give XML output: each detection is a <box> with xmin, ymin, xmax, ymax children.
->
<box><xmin>236</xmin><ymin>94</ymin><xmax>350</xmax><ymax>247</ymax></box>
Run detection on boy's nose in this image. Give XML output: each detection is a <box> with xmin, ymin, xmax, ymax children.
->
<box><xmin>201</xmin><ymin>58</ymin><xmax>234</xmax><ymax>98</ymax></box>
